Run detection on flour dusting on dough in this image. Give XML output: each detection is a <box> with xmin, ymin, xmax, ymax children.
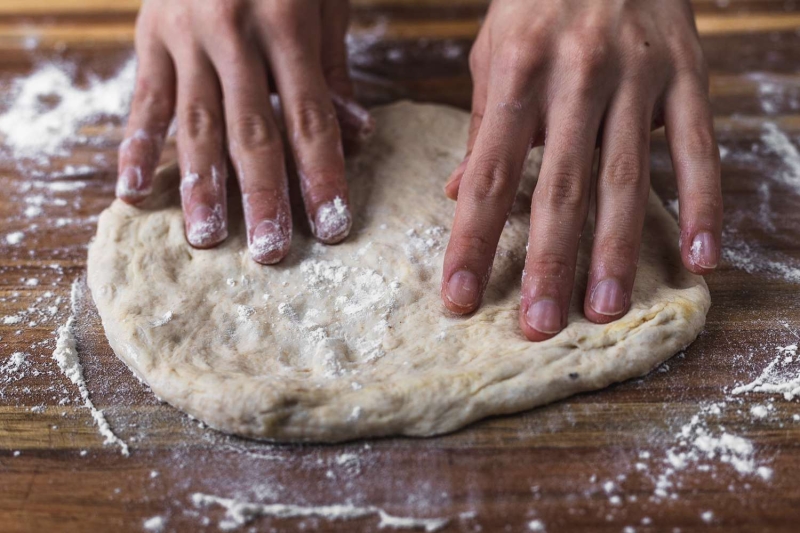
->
<box><xmin>279</xmin><ymin>256</ymin><xmax>401</xmax><ymax>370</ymax></box>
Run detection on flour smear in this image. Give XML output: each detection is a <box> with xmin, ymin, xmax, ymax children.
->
<box><xmin>718</xmin><ymin>121</ymin><xmax>800</xmax><ymax>283</ymax></box>
<box><xmin>191</xmin><ymin>493</ymin><xmax>449</xmax><ymax>532</ymax></box>
<box><xmin>51</xmin><ymin>281</ymin><xmax>129</xmax><ymax>456</ymax></box>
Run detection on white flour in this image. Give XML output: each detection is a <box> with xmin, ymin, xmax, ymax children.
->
<box><xmin>142</xmin><ymin>515</ymin><xmax>166</xmax><ymax>532</ymax></box>
<box><xmin>749</xmin><ymin>73</ymin><xmax>800</xmax><ymax>115</ymax></box>
<box><xmin>0</xmin><ymin>352</ymin><xmax>28</xmax><ymax>385</ymax></box>
<box><xmin>0</xmin><ymin>57</ymin><xmax>135</xmax><ymax>162</ymax></box>
<box><xmin>718</xmin><ymin>122</ymin><xmax>800</xmax><ymax>283</ymax></box>
<box><xmin>527</xmin><ymin>519</ymin><xmax>546</xmax><ymax>531</ymax></box>
<box><xmin>191</xmin><ymin>493</ymin><xmax>449</xmax><ymax>532</ymax></box>
<box><xmin>51</xmin><ymin>281</ymin><xmax>129</xmax><ymax>456</ymax></box>
<box><xmin>733</xmin><ymin>338</ymin><xmax>800</xmax><ymax>401</ymax></box>
<box><xmin>762</xmin><ymin>122</ymin><xmax>800</xmax><ymax>189</ymax></box>
<box><xmin>5</xmin><ymin>231</ymin><xmax>24</xmax><ymax>245</ymax></box>
<box><xmin>279</xmin><ymin>255</ymin><xmax>401</xmax><ymax>368</ymax></box>
<box><xmin>722</xmin><ymin>243</ymin><xmax>800</xmax><ymax>283</ymax></box>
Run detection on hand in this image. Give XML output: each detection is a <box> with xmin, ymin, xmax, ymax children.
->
<box><xmin>440</xmin><ymin>0</ymin><xmax>722</xmax><ymax>340</ymax></box>
<box><xmin>116</xmin><ymin>0</ymin><xmax>373</xmax><ymax>264</ymax></box>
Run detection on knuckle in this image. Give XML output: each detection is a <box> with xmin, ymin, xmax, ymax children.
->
<box><xmin>683</xmin><ymin>127</ymin><xmax>719</xmax><ymax>164</ymax></box>
<box><xmin>672</xmin><ymin>41</ymin><xmax>708</xmax><ymax>79</ymax></box>
<box><xmin>536</xmin><ymin>168</ymin><xmax>587</xmax><ymax>211</ymax></box>
<box><xmin>603</xmin><ymin>151</ymin><xmax>644</xmax><ymax>188</ymax></box>
<box><xmin>703</xmin><ymin>191</ymin><xmax>724</xmax><ymax>216</ymax></box>
<box><xmin>599</xmin><ymin>237</ymin><xmax>640</xmax><ymax>265</ymax></box>
<box><xmin>262</xmin><ymin>0</ymin><xmax>296</xmax><ymax>20</ymax></box>
<box><xmin>468</xmin><ymin>45</ymin><xmax>480</xmax><ymax>74</ymax></box>
<box><xmin>292</xmin><ymin>98</ymin><xmax>338</xmax><ymax>140</ymax></box>
<box><xmin>528</xmin><ymin>253</ymin><xmax>574</xmax><ymax>283</ymax></box>
<box><xmin>467</xmin><ymin>157</ymin><xmax>517</xmax><ymax>202</ymax></box>
<box><xmin>232</xmin><ymin>112</ymin><xmax>281</xmax><ymax>152</ymax></box>
<box><xmin>132</xmin><ymin>81</ymin><xmax>172</xmax><ymax>122</ymax></box>
<box><xmin>455</xmin><ymin>230</ymin><xmax>494</xmax><ymax>260</ymax></box>
<box><xmin>261</xmin><ymin>2</ymin><xmax>303</xmax><ymax>41</ymax></box>
<box><xmin>241</xmin><ymin>183</ymin><xmax>286</xmax><ymax>202</ymax></box>
<box><xmin>495</xmin><ymin>41</ymin><xmax>547</xmax><ymax>83</ymax></box>
<box><xmin>302</xmin><ymin>180</ymin><xmax>343</xmax><ymax>207</ymax></box>
<box><xmin>468</xmin><ymin>39</ymin><xmax>488</xmax><ymax>75</ymax></box>
<box><xmin>181</xmin><ymin>102</ymin><xmax>221</xmax><ymax>141</ymax></box>
<box><xmin>560</xmin><ymin>28</ymin><xmax>611</xmax><ymax>79</ymax></box>
<box><xmin>206</xmin><ymin>0</ymin><xmax>244</xmax><ymax>27</ymax></box>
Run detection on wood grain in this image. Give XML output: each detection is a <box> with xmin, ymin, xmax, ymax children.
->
<box><xmin>2</xmin><ymin>1</ymin><xmax>800</xmax><ymax>532</ymax></box>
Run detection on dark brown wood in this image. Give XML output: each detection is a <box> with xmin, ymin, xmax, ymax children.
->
<box><xmin>2</xmin><ymin>1</ymin><xmax>800</xmax><ymax>532</ymax></box>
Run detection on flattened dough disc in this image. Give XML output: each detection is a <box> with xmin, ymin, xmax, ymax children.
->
<box><xmin>88</xmin><ymin>102</ymin><xmax>709</xmax><ymax>442</ymax></box>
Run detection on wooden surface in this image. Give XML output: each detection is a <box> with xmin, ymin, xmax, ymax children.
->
<box><xmin>2</xmin><ymin>1</ymin><xmax>800</xmax><ymax>532</ymax></box>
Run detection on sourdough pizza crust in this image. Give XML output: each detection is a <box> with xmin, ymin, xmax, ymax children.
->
<box><xmin>88</xmin><ymin>102</ymin><xmax>709</xmax><ymax>442</ymax></box>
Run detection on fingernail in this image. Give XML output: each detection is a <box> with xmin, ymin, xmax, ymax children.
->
<box><xmin>589</xmin><ymin>278</ymin><xmax>627</xmax><ymax>316</ymax></box>
<box><xmin>116</xmin><ymin>166</ymin><xmax>150</xmax><ymax>199</ymax></box>
<box><xmin>250</xmin><ymin>219</ymin><xmax>290</xmax><ymax>264</ymax></box>
<box><xmin>314</xmin><ymin>197</ymin><xmax>352</xmax><ymax>243</ymax></box>
<box><xmin>690</xmin><ymin>231</ymin><xmax>718</xmax><ymax>269</ymax></box>
<box><xmin>186</xmin><ymin>204</ymin><xmax>226</xmax><ymax>247</ymax></box>
<box><xmin>525</xmin><ymin>299</ymin><xmax>562</xmax><ymax>334</ymax></box>
<box><xmin>446</xmin><ymin>270</ymin><xmax>480</xmax><ymax>310</ymax></box>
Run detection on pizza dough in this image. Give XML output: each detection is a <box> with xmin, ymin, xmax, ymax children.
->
<box><xmin>88</xmin><ymin>102</ymin><xmax>710</xmax><ymax>443</ymax></box>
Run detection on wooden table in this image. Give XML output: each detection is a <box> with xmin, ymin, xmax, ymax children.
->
<box><xmin>1</xmin><ymin>1</ymin><xmax>800</xmax><ymax>531</ymax></box>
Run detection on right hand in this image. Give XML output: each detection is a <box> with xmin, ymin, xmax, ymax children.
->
<box><xmin>116</xmin><ymin>0</ymin><xmax>373</xmax><ymax>264</ymax></box>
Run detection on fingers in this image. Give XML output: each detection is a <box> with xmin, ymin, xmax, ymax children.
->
<box><xmin>173</xmin><ymin>48</ymin><xmax>228</xmax><ymax>249</ymax></box>
<box><xmin>519</xmin><ymin>96</ymin><xmax>605</xmax><ymax>341</ymax></box>
<box><xmin>445</xmin><ymin>33</ymin><xmax>489</xmax><ymax>201</ymax></box>
<box><xmin>116</xmin><ymin>38</ymin><xmax>174</xmax><ymax>203</ymax></box>
<box><xmin>204</xmin><ymin>35</ymin><xmax>292</xmax><ymax>265</ymax></box>
<box><xmin>583</xmin><ymin>86</ymin><xmax>653</xmax><ymax>323</ymax></box>
<box><xmin>440</xmin><ymin>79</ymin><xmax>540</xmax><ymax>314</ymax></box>
<box><xmin>262</xmin><ymin>8</ymin><xmax>352</xmax><ymax>244</ymax></box>
<box><xmin>664</xmin><ymin>74</ymin><xmax>722</xmax><ymax>274</ymax></box>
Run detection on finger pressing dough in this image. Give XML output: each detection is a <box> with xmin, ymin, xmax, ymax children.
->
<box><xmin>88</xmin><ymin>102</ymin><xmax>709</xmax><ymax>442</ymax></box>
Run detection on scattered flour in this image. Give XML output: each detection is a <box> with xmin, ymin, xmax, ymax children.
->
<box><xmin>761</xmin><ymin>122</ymin><xmax>800</xmax><ymax>190</ymax></box>
<box><xmin>1</xmin><ymin>352</ymin><xmax>27</xmax><ymax>380</ymax></box>
<box><xmin>718</xmin><ymin>123</ymin><xmax>800</xmax><ymax>284</ymax></box>
<box><xmin>733</xmin><ymin>341</ymin><xmax>800</xmax><ymax>401</ymax></box>
<box><xmin>0</xmin><ymin>57</ymin><xmax>136</xmax><ymax>162</ymax></box>
<box><xmin>51</xmin><ymin>281</ymin><xmax>129</xmax><ymax>456</ymax></box>
<box><xmin>527</xmin><ymin>519</ymin><xmax>546</xmax><ymax>531</ymax></box>
<box><xmin>191</xmin><ymin>493</ymin><xmax>449</xmax><ymax>532</ymax></box>
<box><xmin>142</xmin><ymin>515</ymin><xmax>165</xmax><ymax>532</ymax></box>
<box><xmin>5</xmin><ymin>231</ymin><xmax>24</xmax><ymax>245</ymax></box>
<box><xmin>750</xmin><ymin>73</ymin><xmax>800</xmax><ymax>115</ymax></box>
